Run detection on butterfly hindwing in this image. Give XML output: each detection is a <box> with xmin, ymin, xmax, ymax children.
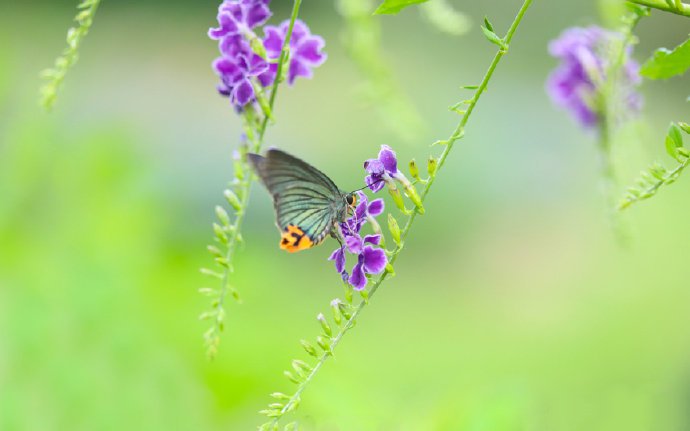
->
<box><xmin>248</xmin><ymin>149</ymin><xmax>344</xmax><ymax>252</ymax></box>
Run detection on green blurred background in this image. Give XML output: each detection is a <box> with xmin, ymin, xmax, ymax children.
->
<box><xmin>2</xmin><ymin>0</ymin><xmax>690</xmax><ymax>429</ymax></box>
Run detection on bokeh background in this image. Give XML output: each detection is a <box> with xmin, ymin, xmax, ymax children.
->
<box><xmin>2</xmin><ymin>0</ymin><xmax>690</xmax><ymax>429</ymax></box>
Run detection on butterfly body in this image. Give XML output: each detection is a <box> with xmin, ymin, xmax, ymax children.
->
<box><xmin>248</xmin><ymin>149</ymin><xmax>355</xmax><ymax>252</ymax></box>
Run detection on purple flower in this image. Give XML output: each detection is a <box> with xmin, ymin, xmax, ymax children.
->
<box><xmin>328</xmin><ymin>192</ymin><xmax>387</xmax><ymax>290</ymax></box>
<box><xmin>364</xmin><ymin>145</ymin><xmax>399</xmax><ymax>192</ymax></box>
<box><xmin>341</xmin><ymin>191</ymin><xmax>384</xmax><ymax>235</ymax></box>
<box><xmin>348</xmin><ymin>245</ymin><xmax>387</xmax><ymax>290</ymax></box>
<box><xmin>546</xmin><ymin>26</ymin><xmax>642</xmax><ymax>128</ymax></box>
<box><xmin>208</xmin><ymin>0</ymin><xmax>272</xmax><ymax>41</ymax></box>
<box><xmin>329</xmin><ymin>233</ymin><xmax>386</xmax><ymax>291</ymax></box>
<box><xmin>259</xmin><ymin>20</ymin><xmax>327</xmax><ymax>87</ymax></box>
<box><xmin>213</xmin><ymin>50</ymin><xmax>268</xmax><ymax>107</ymax></box>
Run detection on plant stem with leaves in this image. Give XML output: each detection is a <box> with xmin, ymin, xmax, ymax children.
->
<box><xmin>40</xmin><ymin>0</ymin><xmax>101</xmax><ymax>110</ymax></box>
<box><xmin>627</xmin><ymin>0</ymin><xmax>690</xmax><ymax>17</ymax></box>
<box><xmin>201</xmin><ymin>0</ymin><xmax>303</xmax><ymax>359</ymax></box>
<box><xmin>258</xmin><ymin>0</ymin><xmax>533</xmax><ymax>427</ymax></box>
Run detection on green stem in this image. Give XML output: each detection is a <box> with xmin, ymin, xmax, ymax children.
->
<box><xmin>627</xmin><ymin>0</ymin><xmax>690</xmax><ymax>17</ymax></box>
<box><xmin>40</xmin><ymin>0</ymin><xmax>101</xmax><ymax>110</ymax></box>
<box><xmin>206</xmin><ymin>0</ymin><xmax>302</xmax><ymax>358</ymax></box>
<box><xmin>258</xmin><ymin>0</ymin><xmax>302</xmax><ymax>142</ymax></box>
<box><xmin>266</xmin><ymin>0</ymin><xmax>533</xmax><ymax>425</ymax></box>
<box><xmin>619</xmin><ymin>157</ymin><xmax>690</xmax><ymax>209</ymax></box>
<box><xmin>595</xmin><ymin>10</ymin><xmax>644</xmax><ymax>243</ymax></box>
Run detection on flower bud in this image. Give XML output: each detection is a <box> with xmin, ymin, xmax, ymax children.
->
<box><xmin>270</xmin><ymin>392</ymin><xmax>291</xmax><ymax>400</ymax></box>
<box><xmin>283</xmin><ymin>370</ymin><xmax>300</xmax><ymax>384</ymax></box>
<box><xmin>403</xmin><ymin>183</ymin><xmax>424</xmax><ymax>214</ymax></box>
<box><xmin>427</xmin><ymin>156</ymin><xmax>438</xmax><ymax>177</ymax></box>
<box><xmin>300</xmin><ymin>339</ymin><xmax>318</xmax><ymax>357</ymax></box>
<box><xmin>292</xmin><ymin>359</ymin><xmax>312</xmax><ymax>374</ymax></box>
<box><xmin>317</xmin><ymin>313</ymin><xmax>332</xmax><ymax>336</ymax></box>
<box><xmin>207</xmin><ymin>245</ymin><xmax>223</xmax><ymax>257</ymax></box>
<box><xmin>330</xmin><ymin>301</ymin><xmax>342</xmax><ymax>325</ymax></box>
<box><xmin>249</xmin><ymin>35</ymin><xmax>267</xmax><ymax>59</ymax></box>
<box><xmin>316</xmin><ymin>336</ymin><xmax>331</xmax><ymax>354</ymax></box>
<box><xmin>387</xmin><ymin>213</ymin><xmax>401</xmax><ymax>246</ymax></box>
<box><xmin>215</xmin><ymin>205</ymin><xmax>231</xmax><ymax>226</ymax></box>
<box><xmin>409</xmin><ymin>159</ymin><xmax>420</xmax><ymax>181</ymax></box>
<box><xmin>387</xmin><ymin>184</ymin><xmax>408</xmax><ymax>213</ymax></box>
<box><xmin>213</xmin><ymin>223</ymin><xmax>228</xmax><ymax>244</ymax></box>
<box><xmin>224</xmin><ymin>189</ymin><xmax>242</xmax><ymax>211</ymax></box>
<box><xmin>678</xmin><ymin>147</ymin><xmax>690</xmax><ymax>158</ymax></box>
<box><xmin>232</xmin><ymin>150</ymin><xmax>244</xmax><ymax>180</ymax></box>
<box><xmin>679</xmin><ymin>122</ymin><xmax>690</xmax><ymax>134</ymax></box>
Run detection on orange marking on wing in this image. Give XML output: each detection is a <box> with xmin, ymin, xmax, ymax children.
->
<box><xmin>279</xmin><ymin>224</ymin><xmax>314</xmax><ymax>253</ymax></box>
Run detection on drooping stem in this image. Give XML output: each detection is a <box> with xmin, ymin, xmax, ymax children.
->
<box><xmin>40</xmin><ymin>0</ymin><xmax>101</xmax><ymax>110</ymax></box>
<box><xmin>264</xmin><ymin>0</ymin><xmax>533</xmax><ymax>426</ymax></box>
<box><xmin>627</xmin><ymin>0</ymin><xmax>690</xmax><ymax>17</ymax></box>
<box><xmin>594</xmin><ymin>10</ymin><xmax>645</xmax><ymax>243</ymax></box>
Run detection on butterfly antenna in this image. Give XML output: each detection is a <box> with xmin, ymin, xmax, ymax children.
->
<box><xmin>349</xmin><ymin>178</ymin><xmax>384</xmax><ymax>194</ymax></box>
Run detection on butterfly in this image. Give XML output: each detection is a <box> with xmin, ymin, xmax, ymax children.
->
<box><xmin>248</xmin><ymin>149</ymin><xmax>358</xmax><ymax>253</ymax></box>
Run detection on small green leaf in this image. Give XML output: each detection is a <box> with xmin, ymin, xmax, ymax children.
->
<box><xmin>481</xmin><ymin>25</ymin><xmax>505</xmax><ymax>49</ymax></box>
<box><xmin>373</xmin><ymin>0</ymin><xmax>429</xmax><ymax>15</ymax></box>
<box><xmin>666</xmin><ymin>123</ymin><xmax>684</xmax><ymax>161</ymax></box>
<box><xmin>678</xmin><ymin>122</ymin><xmax>690</xmax><ymax>134</ymax></box>
<box><xmin>459</xmin><ymin>85</ymin><xmax>479</xmax><ymax>90</ymax></box>
<box><xmin>641</xmin><ymin>36</ymin><xmax>690</xmax><ymax>80</ymax></box>
<box><xmin>669</xmin><ymin>123</ymin><xmax>683</xmax><ymax>147</ymax></box>
<box><xmin>483</xmin><ymin>16</ymin><xmax>494</xmax><ymax>32</ymax></box>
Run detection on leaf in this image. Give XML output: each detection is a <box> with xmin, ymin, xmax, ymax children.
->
<box><xmin>641</xmin><ymin>36</ymin><xmax>690</xmax><ymax>80</ymax></box>
<box><xmin>665</xmin><ymin>123</ymin><xmax>684</xmax><ymax>161</ymax></box>
<box><xmin>481</xmin><ymin>25</ymin><xmax>505</xmax><ymax>49</ymax></box>
<box><xmin>373</xmin><ymin>0</ymin><xmax>429</xmax><ymax>15</ymax></box>
<box><xmin>483</xmin><ymin>16</ymin><xmax>494</xmax><ymax>32</ymax></box>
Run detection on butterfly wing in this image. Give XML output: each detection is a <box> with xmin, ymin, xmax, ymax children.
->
<box><xmin>248</xmin><ymin>149</ymin><xmax>344</xmax><ymax>252</ymax></box>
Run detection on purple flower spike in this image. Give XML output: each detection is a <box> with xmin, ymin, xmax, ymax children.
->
<box><xmin>546</xmin><ymin>25</ymin><xmax>642</xmax><ymax>128</ymax></box>
<box><xmin>259</xmin><ymin>19</ymin><xmax>327</xmax><ymax>87</ymax></box>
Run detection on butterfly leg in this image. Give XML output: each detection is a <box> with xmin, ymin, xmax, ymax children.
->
<box><xmin>329</xmin><ymin>224</ymin><xmax>345</xmax><ymax>249</ymax></box>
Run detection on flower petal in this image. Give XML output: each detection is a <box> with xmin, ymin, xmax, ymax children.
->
<box><xmin>348</xmin><ymin>259</ymin><xmax>367</xmax><ymax>291</ymax></box>
<box><xmin>378</xmin><ymin>145</ymin><xmax>398</xmax><ymax>174</ymax></box>
<box><xmin>364</xmin><ymin>159</ymin><xmax>384</xmax><ymax>175</ymax></box>
<box><xmin>328</xmin><ymin>246</ymin><xmax>346</xmax><ymax>274</ymax></box>
<box><xmin>232</xmin><ymin>78</ymin><xmax>254</xmax><ymax>106</ymax></box>
<box><xmin>245</xmin><ymin>3</ymin><xmax>271</xmax><ymax>29</ymax></box>
<box><xmin>363</xmin><ymin>235</ymin><xmax>381</xmax><ymax>245</ymax></box>
<box><xmin>296</xmin><ymin>36</ymin><xmax>327</xmax><ymax>65</ymax></box>
<box><xmin>366</xmin><ymin>175</ymin><xmax>384</xmax><ymax>193</ymax></box>
<box><xmin>262</xmin><ymin>26</ymin><xmax>283</xmax><ymax>59</ymax></box>
<box><xmin>367</xmin><ymin>199</ymin><xmax>384</xmax><ymax>216</ymax></box>
<box><xmin>286</xmin><ymin>19</ymin><xmax>309</xmax><ymax>45</ymax></box>
<box><xmin>247</xmin><ymin>53</ymin><xmax>269</xmax><ymax>76</ymax></box>
<box><xmin>345</xmin><ymin>234</ymin><xmax>363</xmax><ymax>254</ymax></box>
<box><xmin>288</xmin><ymin>58</ymin><xmax>313</xmax><ymax>85</ymax></box>
<box><xmin>362</xmin><ymin>246</ymin><xmax>387</xmax><ymax>274</ymax></box>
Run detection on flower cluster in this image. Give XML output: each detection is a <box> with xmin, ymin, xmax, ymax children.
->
<box><xmin>365</xmin><ymin>145</ymin><xmax>424</xmax><ymax>212</ymax></box>
<box><xmin>329</xmin><ymin>192</ymin><xmax>387</xmax><ymax>290</ymax></box>
<box><xmin>546</xmin><ymin>26</ymin><xmax>642</xmax><ymax>128</ymax></box>
<box><xmin>208</xmin><ymin>0</ymin><xmax>327</xmax><ymax>110</ymax></box>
